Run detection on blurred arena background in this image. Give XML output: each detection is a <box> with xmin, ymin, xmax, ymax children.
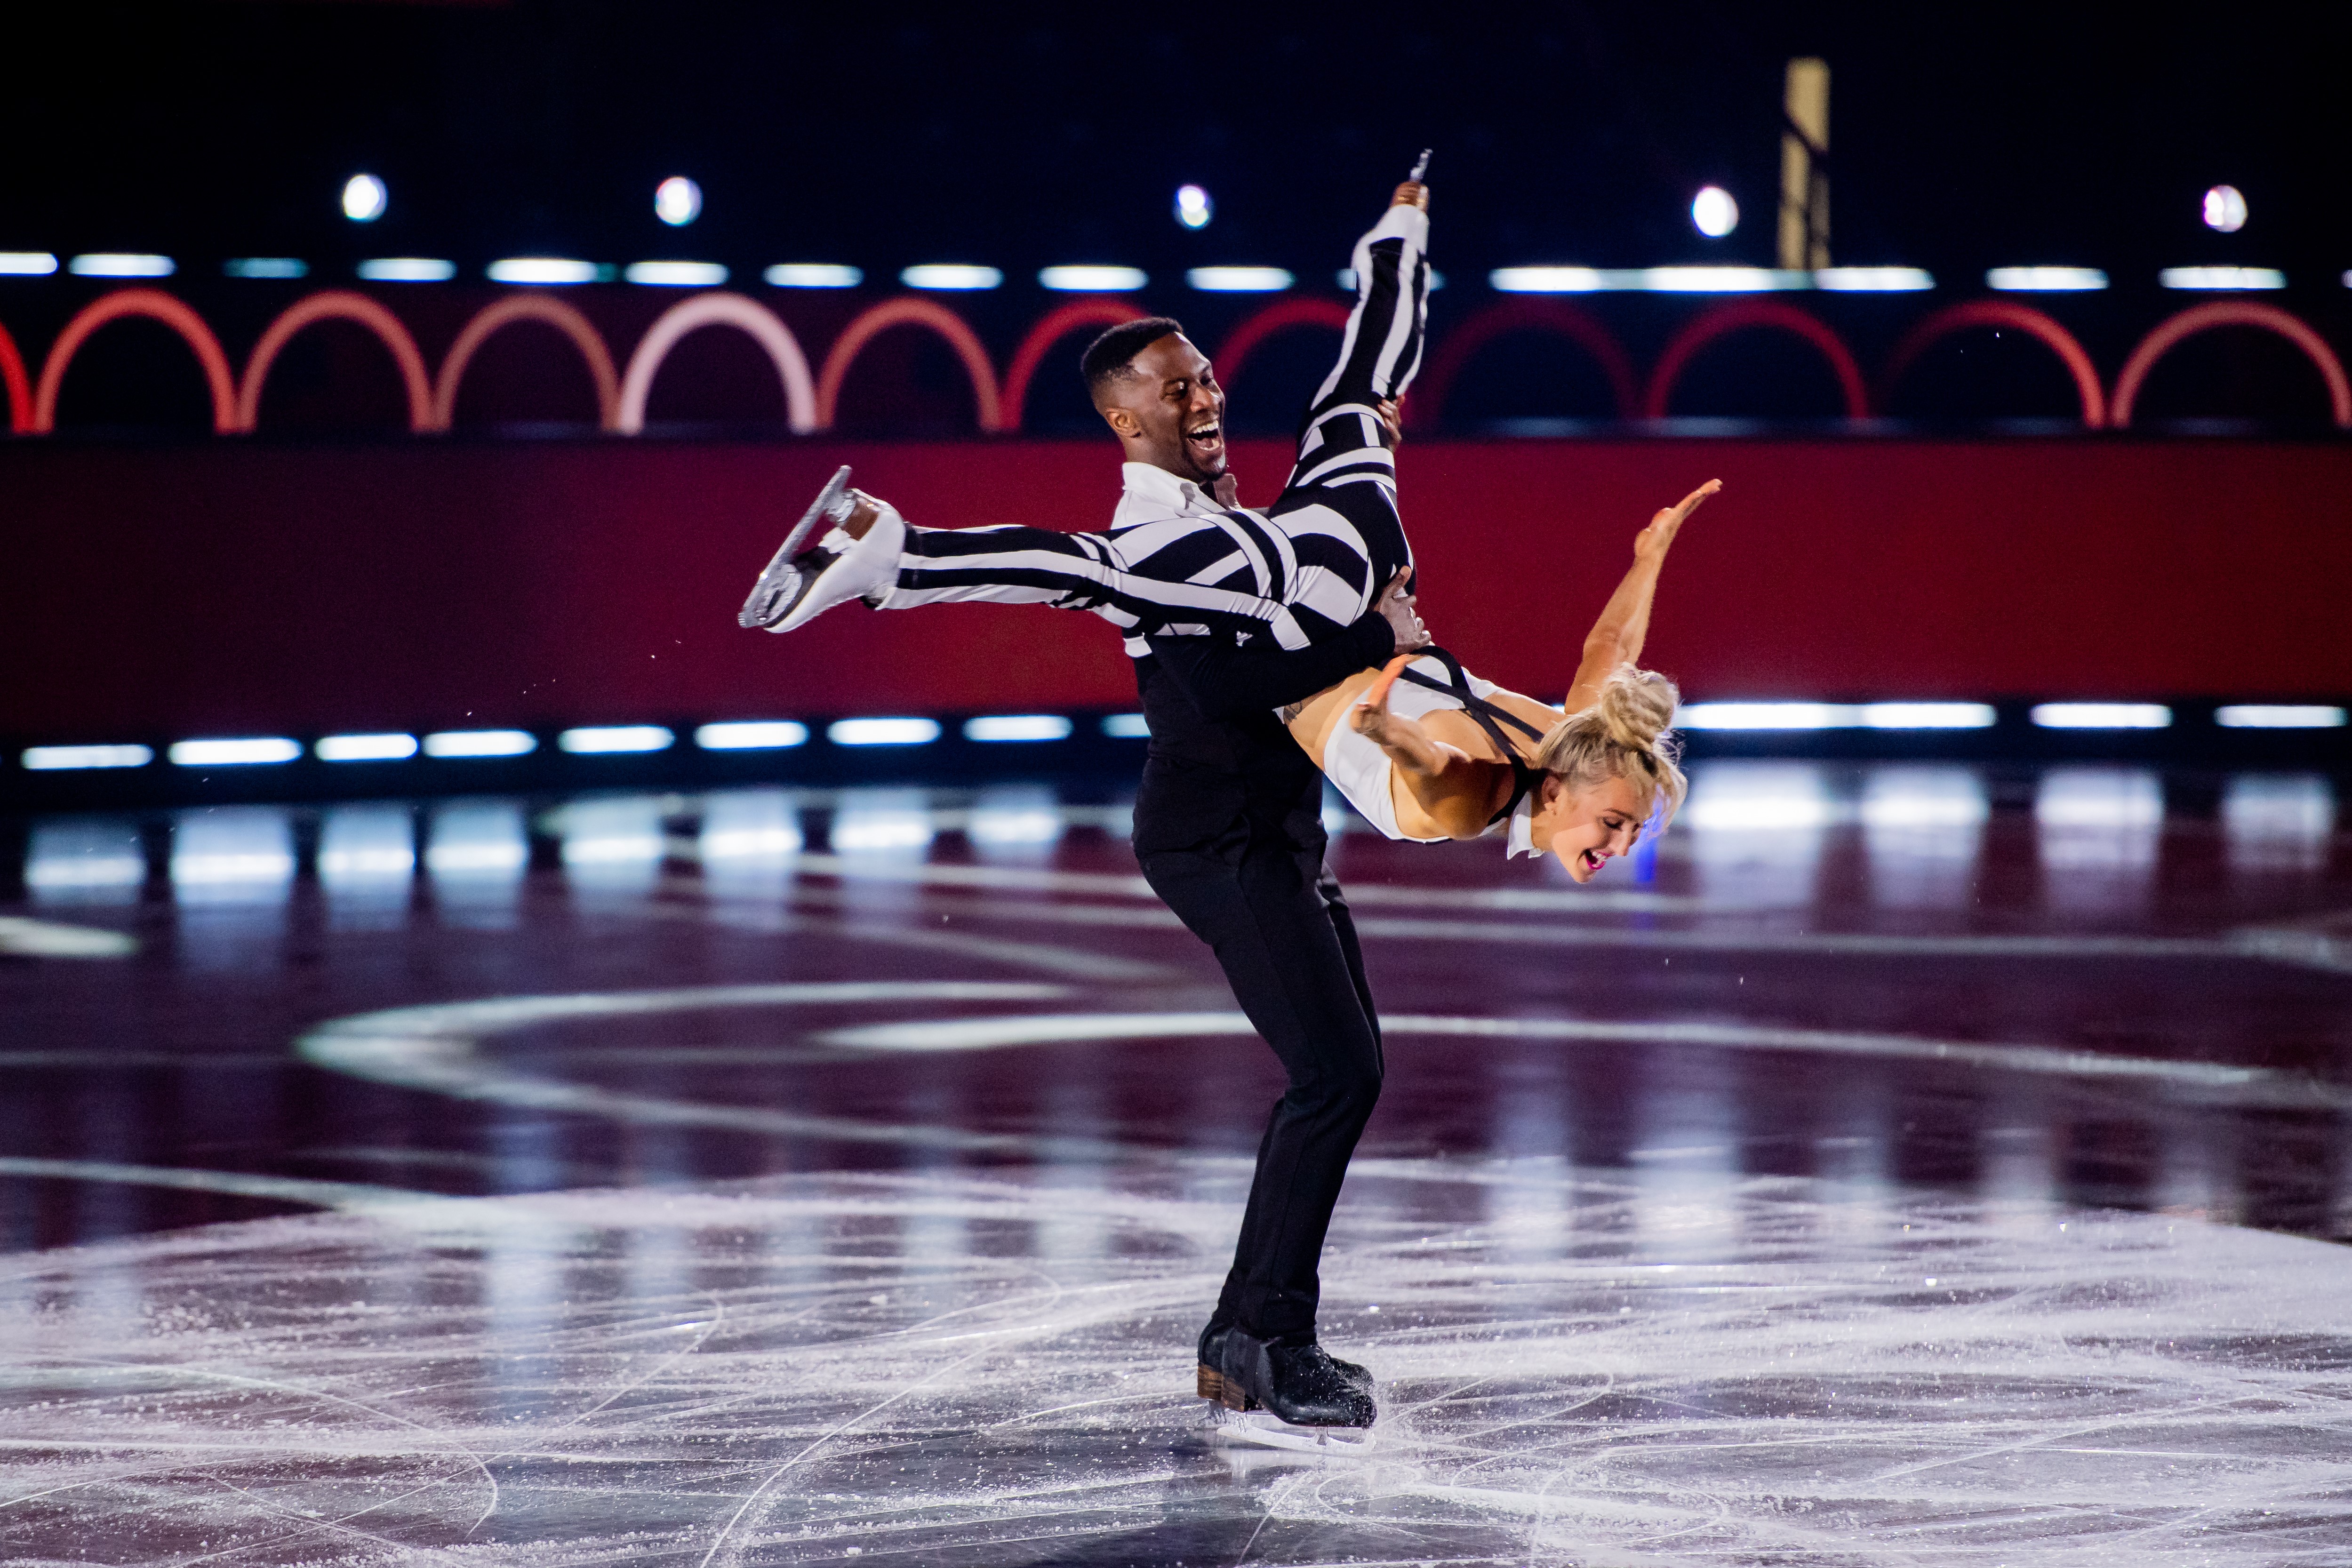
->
<box><xmin>8</xmin><ymin>9</ymin><xmax>2352</xmax><ymax>1562</ymax></box>
<box><xmin>2</xmin><ymin>1</ymin><xmax>2348</xmax><ymax>801</ymax></box>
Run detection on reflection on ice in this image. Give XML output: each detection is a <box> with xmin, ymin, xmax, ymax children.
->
<box><xmin>552</xmin><ymin>795</ymin><xmax>667</xmax><ymax>890</ymax></box>
<box><xmin>699</xmin><ymin>788</ymin><xmax>804</xmax><ymax>860</ymax></box>
<box><xmin>1861</xmin><ymin>766</ymin><xmax>1986</xmax><ymax>909</ymax></box>
<box><xmin>2225</xmin><ymin>773</ymin><xmax>2336</xmax><ymax>874</ymax></box>
<box><xmin>24</xmin><ymin>820</ymin><xmax>144</xmax><ymax>902</ymax></box>
<box><xmin>967</xmin><ymin>786</ymin><xmax>1067</xmax><ymax>853</ymax></box>
<box><xmin>425</xmin><ymin>801</ymin><xmax>528</xmax><ymax>929</ymax></box>
<box><xmin>425</xmin><ymin>802</ymin><xmax>528</xmax><ymax>878</ymax></box>
<box><xmin>1683</xmin><ymin>763</ymin><xmax>1832</xmax><ymax>908</ymax></box>
<box><xmin>5</xmin><ymin>1162</ymin><xmax>2350</xmax><ymax>1566</ymax></box>
<box><xmin>169</xmin><ymin>808</ymin><xmax>295</xmax><ymax>901</ymax></box>
<box><xmin>2037</xmin><ymin>768</ymin><xmax>2164</xmax><ymax>917</ymax></box>
<box><xmin>317</xmin><ymin>804</ymin><xmax>415</xmax><ymax>884</ymax></box>
<box><xmin>830</xmin><ymin>788</ymin><xmax>937</xmax><ymax>856</ymax></box>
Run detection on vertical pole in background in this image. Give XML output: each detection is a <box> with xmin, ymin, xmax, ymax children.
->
<box><xmin>1778</xmin><ymin>57</ymin><xmax>1831</xmax><ymax>271</ymax></box>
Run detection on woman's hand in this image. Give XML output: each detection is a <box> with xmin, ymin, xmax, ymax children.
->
<box><xmin>1634</xmin><ymin>478</ymin><xmax>1721</xmax><ymax>562</ymax></box>
<box><xmin>1352</xmin><ymin>655</ymin><xmax>1466</xmax><ymax>776</ymax></box>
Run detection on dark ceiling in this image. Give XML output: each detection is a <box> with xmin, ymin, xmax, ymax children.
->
<box><xmin>4</xmin><ymin>0</ymin><xmax>2344</xmax><ymax>291</ymax></box>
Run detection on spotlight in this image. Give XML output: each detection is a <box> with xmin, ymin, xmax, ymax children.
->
<box><xmin>900</xmin><ymin>265</ymin><xmax>1001</xmax><ymax>290</ymax></box>
<box><xmin>655</xmin><ymin>176</ymin><xmax>702</xmax><ymax>227</ymax></box>
<box><xmin>1175</xmin><ymin>184</ymin><xmax>1213</xmax><ymax>230</ymax></box>
<box><xmin>1186</xmin><ymin>267</ymin><xmax>1293</xmax><ymax>292</ymax></box>
<box><xmin>358</xmin><ymin>257</ymin><xmax>456</xmax><ymax>282</ymax></box>
<box><xmin>1987</xmin><ymin>267</ymin><xmax>2108</xmax><ymax>292</ymax></box>
<box><xmin>963</xmin><ymin>715</ymin><xmax>1073</xmax><ymax>743</ymax></box>
<box><xmin>1692</xmin><ymin>186</ymin><xmax>1738</xmax><ymax>238</ymax></box>
<box><xmin>342</xmin><ymin>174</ymin><xmax>388</xmax><ymax>224</ymax></box>
<box><xmin>2201</xmin><ymin>184</ymin><xmax>2247</xmax><ymax>232</ymax></box>
<box><xmin>763</xmin><ymin>264</ymin><xmax>862</xmax><ymax>288</ymax></box>
<box><xmin>69</xmin><ymin>255</ymin><xmax>174</xmax><ymax>278</ymax></box>
<box><xmin>828</xmin><ymin>718</ymin><xmax>941</xmax><ymax>747</ymax></box>
<box><xmin>624</xmin><ymin>261</ymin><xmax>727</xmax><ymax>287</ymax></box>
<box><xmin>1039</xmin><ymin>265</ymin><xmax>1147</xmax><ymax>292</ymax></box>
<box><xmin>487</xmin><ymin>257</ymin><xmax>600</xmax><ymax>285</ymax></box>
<box><xmin>2160</xmin><ymin>267</ymin><xmax>2284</xmax><ymax>291</ymax></box>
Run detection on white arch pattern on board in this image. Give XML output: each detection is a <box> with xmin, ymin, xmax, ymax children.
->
<box><xmin>616</xmin><ymin>291</ymin><xmax>817</xmax><ymax>434</ymax></box>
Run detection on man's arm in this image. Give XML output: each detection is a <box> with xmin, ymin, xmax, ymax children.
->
<box><xmin>1147</xmin><ymin>614</ymin><xmax>1397</xmax><ymax>722</ymax></box>
<box><xmin>1147</xmin><ymin>567</ymin><xmax>1426</xmax><ymax>720</ymax></box>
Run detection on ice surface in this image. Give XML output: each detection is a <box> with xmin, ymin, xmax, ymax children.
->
<box><xmin>6</xmin><ymin>1160</ymin><xmax>2352</xmax><ymax>1566</ymax></box>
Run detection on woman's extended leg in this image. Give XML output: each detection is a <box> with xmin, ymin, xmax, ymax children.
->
<box><xmin>1258</xmin><ymin>190</ymin><xmax>1432</xmax><ymax>645</ymax></box>
<box><xmin>739</xmin><ymin>469</ymin><xmax>1312</xmax><ymax>648</ymax></box>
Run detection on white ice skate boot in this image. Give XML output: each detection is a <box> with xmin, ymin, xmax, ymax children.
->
<box><xmin>736</xmin><ymin>465</ymin><xmax>906</xmax><ymax>633</ymax></box>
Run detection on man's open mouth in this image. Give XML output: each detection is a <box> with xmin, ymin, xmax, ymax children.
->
<box><xmin>1185</xmin><ymin>422</ymin><xmax>1223</xmax><ymax>452</ymax></box>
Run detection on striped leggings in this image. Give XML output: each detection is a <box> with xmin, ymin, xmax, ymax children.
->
<box><xmin>873</xmin><ymin>204</ymin><xmax>1432</xmax><ymax>652</ymax></box>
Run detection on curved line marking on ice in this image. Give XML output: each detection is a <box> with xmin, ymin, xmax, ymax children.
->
<box><xmin>0</xmin><ymin>916</ymin><xmax>136</xmax><ymax>958</ymax></box>
<box><xmin>0</xmin><ymin>1156</ymin><xmax>456</xmax><ymax>1215</ymax></box>
<box><xmin>672</xmin><ymin>844</ymin><xmax>2352</xmax><ymax>972</ymax></box>
<box><xmin>296</xmin><ymin>981</ymin><xmax>1136</xmax><ymax>1159</ymax></box>
<box><xmin>816</xmin><ymin>1012</ymin><xmax>2352</xmax><ymax>1108</ymax></box>
<box><xmin>689</xmin><ymin>844</ymin><xmax>1698</xmax><ymax>913</ymax></box>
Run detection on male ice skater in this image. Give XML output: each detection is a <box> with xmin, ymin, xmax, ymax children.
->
<box><xmin>739</xmin><ymin>173</ymin><xmax>1436</xmax><ymax>1431</ymax></box>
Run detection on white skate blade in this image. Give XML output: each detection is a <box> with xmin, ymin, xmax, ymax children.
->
<box><xmin>737</xmin><ymin>464</ymin><xmax>854</xmax><ymax>629</ymax></box>
<box><xmin>1203</xmin><ymin>1405</ymin><xmax>1375</xmax><ymax>1455</ymax></box>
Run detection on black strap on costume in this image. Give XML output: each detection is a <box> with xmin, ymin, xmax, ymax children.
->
<box><xmin>1393</xmin><ymin>647</ymin><xmax>1551</xmax><ymax>827</ymax></box>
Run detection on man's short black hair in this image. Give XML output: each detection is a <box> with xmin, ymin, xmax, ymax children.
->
<box><xmin>1080</xmin><ymin>317</ymin><xmax>1186</xmax><ymax>395</ymax></box>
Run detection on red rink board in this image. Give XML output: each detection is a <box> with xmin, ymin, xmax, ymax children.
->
<box><xmin>2</xmin><ymin>435</ymin><xmax>2348</xmax><ymax>737</ymax></box>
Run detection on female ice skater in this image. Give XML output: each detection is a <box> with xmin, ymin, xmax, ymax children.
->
<box><xmin>1292</xmin><ymin>478</ymin><xmax>1715</xmax><ymax>877</ymax></box>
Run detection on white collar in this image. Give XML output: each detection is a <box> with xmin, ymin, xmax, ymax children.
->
<box><xmin>1121</xmin><ymin>461</ymin><xmax>1220</xmax><ymax>514</ymax></box>
<box><xmin>1506</xmin><ymin>793</ymin><xmax>1541</xmax><ymax>859</ymax></box>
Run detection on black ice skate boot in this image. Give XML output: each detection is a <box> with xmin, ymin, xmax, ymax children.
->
<box><xmin>1209</xmin><ymin>1327</ymin><xmax>1376</xmax><ymax>1428</ymax></box>
<box><xmin>1198</xmin><ymin>1322</ymin><xmax>1373</xmax><ymax>1408</ymax></box>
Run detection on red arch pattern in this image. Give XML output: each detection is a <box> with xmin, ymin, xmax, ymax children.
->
<box><xmin>12</xmin><ymin>290</ymin><xmax>2352</xmax><ymax>438</ymax></box>
<box><xmin>237</xmin><ymin>291</ymin><xmax>433</xmax><ymax>433</ymax></box>
<box><xmin>1882</xmin><ymin>301</ymin><xmax>2106</xmax><ymax>429</ymax></box>
<box><xmin>1211</xmin><ymin>298</ymin><xmax>1353</xmax><ymax>400</ymax></box>
<box><xmin>431</xmin><ymin>295</ymin><xmax>622</xmax><ymax>433</ymax></box>
<box><xmin>817</xmin><ymin>297</ymin><xmax>1005</xmax><ymax>432</ymax></box>
<box><xmin>1404</xmin><ymin>299</ymin><xmax>1637</xmax><ymax>431</ymax></box>
<box><xmin>0</xmin><ymin>318</ymin><xmax>28</xmax><ymax>434</ymax></box>
<box><xmin>1000</xmin><ymin>298</ymin><xmax>1147</xmax><ymax>433</ymax></box>
<box><xmin>2110</xmin><ymin>302</ymin><xmax>2352</xmax><ymax>430</ymax></box>
<box><xmin>1643</xmin><ymin>301</ymin><xmax>1870</xmax><ymax>421</ymax></box>
<box><xmin>34</xmin><ymin>289</ymin><xmax>238</xmax><ymax>433</ymax></box>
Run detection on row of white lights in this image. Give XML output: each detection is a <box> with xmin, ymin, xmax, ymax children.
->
<box><xmin>20</xmin><ymin>704</ymin><xmax>2343</xmax><ymax>773</ymax></box>
<box><xmin>0</xmin><ymin>251</ymin><xmax>2318</xmax><ymax>296</ymax></box>
<box><xmin>1675</xmin><ymin>703</ymin><xmax>2344</xmax><ymax>730</ymax></box>
<box><xmin>18</xmin><ymin>715</ymin><xmax>1113</xmax><ymax>772</ymax></box>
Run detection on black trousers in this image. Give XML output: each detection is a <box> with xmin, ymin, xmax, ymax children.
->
<box><xmin>1140</xmin><ymin>824</ymin><xmax>1384</xmax><ymax>1343</ymax></box>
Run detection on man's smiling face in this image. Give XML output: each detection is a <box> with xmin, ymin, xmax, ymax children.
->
<box><xmin>1096</xmin><ymin>332</ymin><xmax>1227</xmax><ymax>484</ymax></box>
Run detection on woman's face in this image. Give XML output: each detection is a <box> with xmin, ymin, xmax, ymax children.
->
<box><xmin>1533</xmin><ymin>772</ymin><xmax>1648</xmax><ymax>882</ymax></box>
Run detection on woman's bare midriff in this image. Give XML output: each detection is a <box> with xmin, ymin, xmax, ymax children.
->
<box><xmin>1287</xmin><ymin>665</ymin><xmax>1563</xmax><ymax>841</ymax></box>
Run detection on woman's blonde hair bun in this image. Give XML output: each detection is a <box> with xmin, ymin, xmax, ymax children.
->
<box><xmin>1532</xmin><ymin>665</ymin><xmax>1689</xmax><ymax>829</ymax></box>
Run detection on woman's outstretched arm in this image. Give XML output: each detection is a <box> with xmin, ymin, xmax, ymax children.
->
<box><xmin>1561</xmin><ymin>479</ymin><xmax>1719</xmax><ymax>715</ymax></box>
